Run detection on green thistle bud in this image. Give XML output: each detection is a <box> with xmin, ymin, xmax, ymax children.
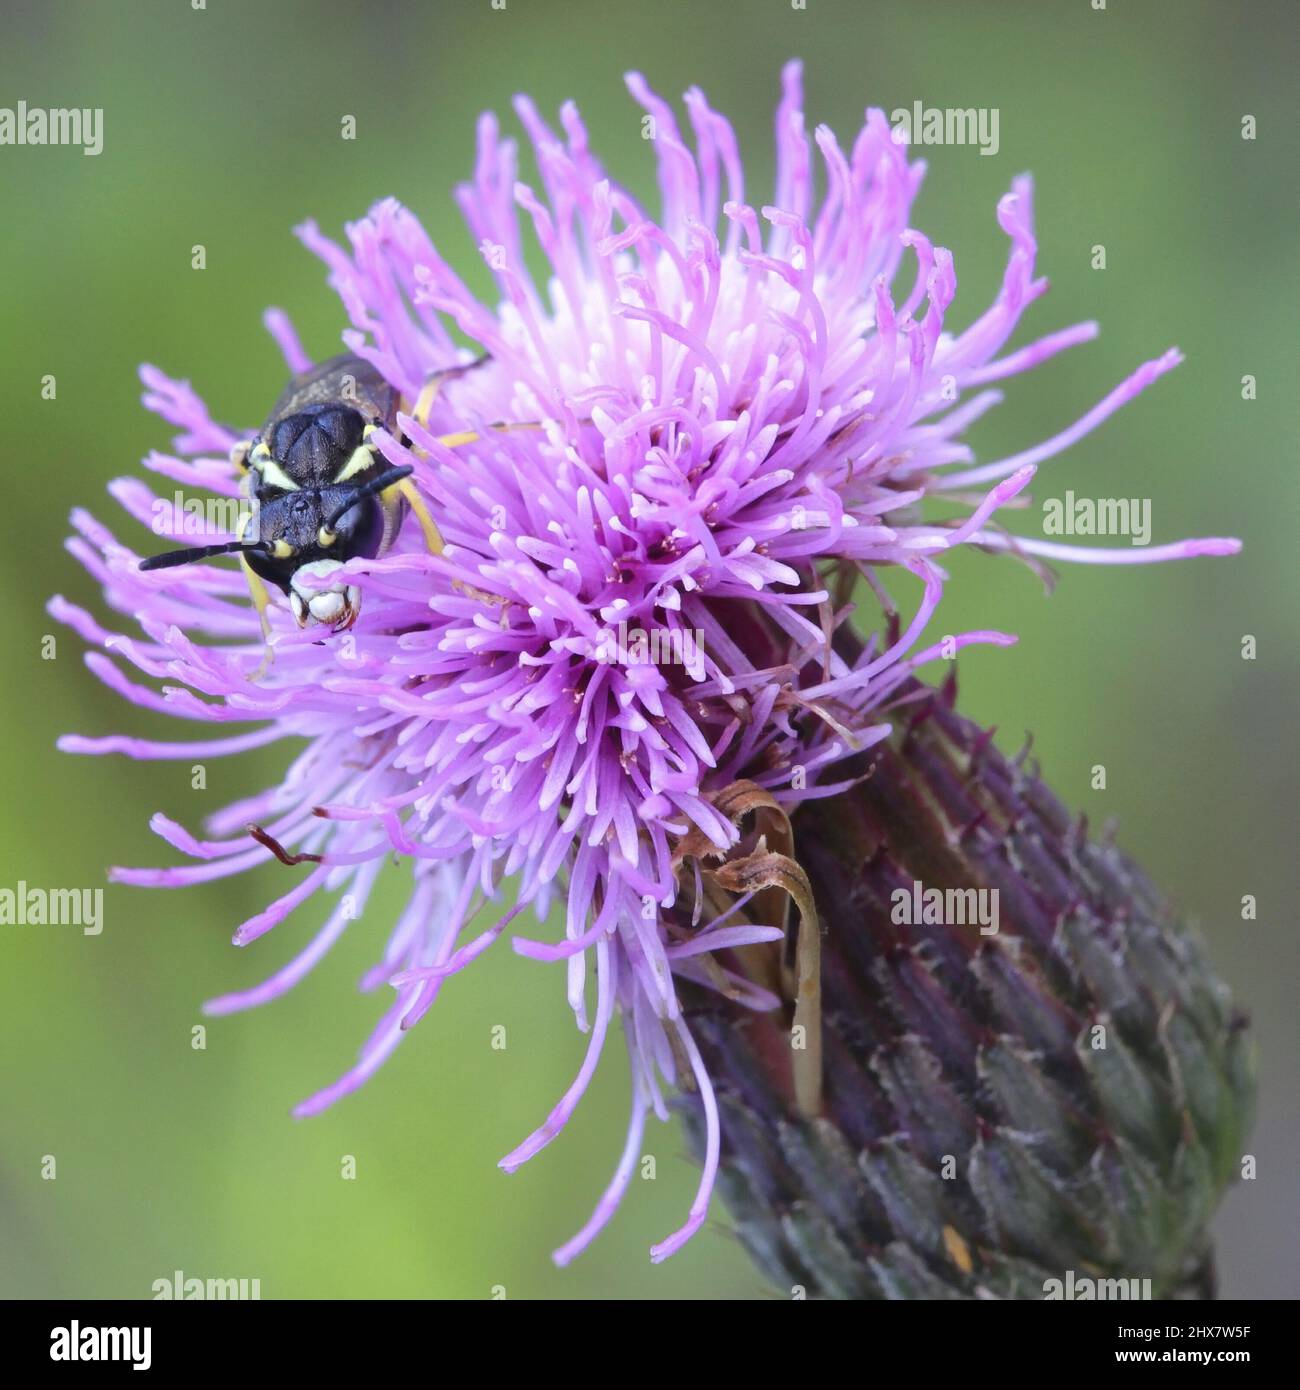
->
<box><xmin>679</xmin><ymin>677</ymin><xmax>1255</xmax><ymax>1299</ymax></box>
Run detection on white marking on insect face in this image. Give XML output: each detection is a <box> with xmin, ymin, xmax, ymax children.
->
<box><xmin>289</xmin><ymin>559</ymin><xmax>360</xmax><ymax>628</ymax></box>
<box><xmin>308</xmin><ymin>589</ymin><xmax>346</xmax><ymax>624</ymax></box>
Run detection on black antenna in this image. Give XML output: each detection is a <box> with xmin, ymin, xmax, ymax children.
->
<box><xmin>138</xmin><ymin>539</ymin><xmax>269</xmax><ymax>572</ymax></box>
<box><xmin>323</xmin><ymin>465</ymin><xmax>414</xmax><ymax>530</ymax></box>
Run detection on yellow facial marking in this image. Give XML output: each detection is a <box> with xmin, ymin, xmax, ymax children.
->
<box><xmin>251</xmin><ymin>456</ymin><xmax>300</xmax><ymax>492</ymax></box>
<box><xmin>335</xmin><ymin>442</ymin><xmax>377</xmax><ymax>483</ymax></box>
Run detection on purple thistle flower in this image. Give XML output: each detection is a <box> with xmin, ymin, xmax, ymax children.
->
<box><xmin>55</xmin><ymin>62</ymin><xmax>1238</xmax><ymax>1266</ymax></box>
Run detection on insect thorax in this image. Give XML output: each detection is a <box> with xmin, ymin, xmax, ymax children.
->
<box><xmin>265</xmin><ymin>403</ymin><xmax>371</xmax><ymax>491</ymax></box>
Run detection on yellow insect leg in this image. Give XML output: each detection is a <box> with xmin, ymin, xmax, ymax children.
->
<box><xmin>411</xmin><ymin>354</ymin><xmax>492</xmax><ymax>429</ymax></box>
<box><xmin>401</xmin><ymin>428</ymin><xmax>543</xmax><ymax>568</ymax></box>
<box><xmin>389</xmin><ymin>472</ymin><xmax>510</xmax><ymax>608</ymax></box>
<box><xmin>240</xmin><ymin>553</ymin><xmax>276</xmax><ymax>681</ymax></box>
<box><xmin>393</xmin><ymin>477</ymin><xmax>444</xmax><ymax>556</ymax></box>
<box><xmin>430</xmin><ymin>421</ymin><xmax>545</xmax><ymax>450</ymax></box>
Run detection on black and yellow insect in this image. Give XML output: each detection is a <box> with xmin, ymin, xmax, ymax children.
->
<box><xmin>139</xmin><ymin>351</ymin><xmax>489</xmax><ymax>670</ymax></box>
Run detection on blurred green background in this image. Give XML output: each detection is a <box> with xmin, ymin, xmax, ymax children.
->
<box><xmin>1</xmin><ymin>0</ymin><xmax>1295</xmax><ymax>1300</ymax></box>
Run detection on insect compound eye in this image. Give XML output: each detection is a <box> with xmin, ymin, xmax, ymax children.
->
<box><xmin>323</xmin><ymin>491</ymin><xmax>385</xmax><ymax>561</ymax></box>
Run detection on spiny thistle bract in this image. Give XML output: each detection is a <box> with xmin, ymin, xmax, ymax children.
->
<box><xmin>54</xmin><ymin>62</ymin><xmax>1244</xmax><ymax>1274</ymax></box>
<box><xmin>679</xmin><ymin>671</ymin><xmax>1254</xmax><ymax>1299</ymax></box>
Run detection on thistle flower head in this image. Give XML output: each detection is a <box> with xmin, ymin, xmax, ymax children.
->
<box><xmin>55</xmin><ymin>63</ymin><xmax>1238</xmax><ymax>1266</ymax></box>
